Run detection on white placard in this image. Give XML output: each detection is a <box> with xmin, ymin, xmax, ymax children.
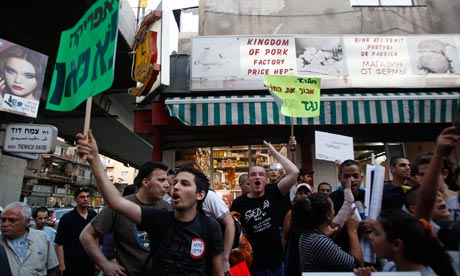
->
<box><xmin>364</xmin><ymin>164</ymin><xmax>386</xmax><ymax>219</ymax></box>
<box><xmin>314</xmin><ymin>131</ymin><xmax>354</xmax><ymax>162</ymax></box>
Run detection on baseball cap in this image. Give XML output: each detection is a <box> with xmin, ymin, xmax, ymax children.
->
<box><xmin>299</xmin><ymin>168</ymin><xmax>314</xmax><ymax>175</ymax></box>
<box><xmin>290</xmin><ymin>183</ymin><xmax>313</xmax><ymax>201</ymax></box>
<box><xmin>296</xmin><ymin>183</ymin><xmax>312</xmax><ymax>193</ymax></box>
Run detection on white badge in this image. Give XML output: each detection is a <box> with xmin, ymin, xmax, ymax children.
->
<box><xmin>190</xmin><ymin>238</ymin><xmax>206</xmax><ymax>259</ymax></box>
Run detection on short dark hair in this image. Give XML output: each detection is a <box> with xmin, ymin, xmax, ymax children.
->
<box><xmin>74</xmin><ymin>186</ymin><xmax>90</xmax><ymax>197</ymax></box>
<box><xmin>338</xmin><ymin>159</ymin><xmax>360</xmax><ymax>176</ymax></box>
<box><xmin>390</xmin><ymin>156</ymin><xmax>408</xmax><ymax>167</ymax></box>
<box><xmin>176</xmin><ymin>165</ymin><xmax>210</xmax><ymax>207</ymax></box>
<box><xmin>134</xmin><ymin>161</ymin><xmax>168</xmax><ymax>188</ymax></box>
<box><xmin>33</xmin><ymin>206</ymin><xmax>49</xmax><ymax>219</ymax></box>
<box><xmin>412</xmin><ymin>152</ymin><xmax>433</xmax><ymax>175</ymax></box>
<box><xmin>123</xmin><ymin>185</ymin><xmax>137</xmax><ymax>196</ymax></box>
<box><xmin>318</xmin><ymin>182</ymin><xmax>332</xmax><ymax>190</ymax></box>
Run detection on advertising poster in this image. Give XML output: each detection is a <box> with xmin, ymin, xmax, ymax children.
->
<box><xmin>192</xmin><ymin>34</ymin><xmax>460</xmax><ymax>91</ymax></box>
<box><xmin>343</xmin><ymin>35</ymin><xmax>414</xmax><ymax>87</ymax></box>
<box><xmin>0</xmin><ymin>38</ymin><xmax>48</xmax><ymax>118</ymax></box>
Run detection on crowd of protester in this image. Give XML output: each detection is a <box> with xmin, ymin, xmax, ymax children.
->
<box><xmin>0</xmin><ymin>125</ymin><xmax>459</xmax><ymax>275</ymax></box>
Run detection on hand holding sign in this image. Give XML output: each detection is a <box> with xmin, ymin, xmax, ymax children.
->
<box><xmin>264</xmin><ymin>75</ymin><xmax>321</xmax><ymax>118</ymax></box>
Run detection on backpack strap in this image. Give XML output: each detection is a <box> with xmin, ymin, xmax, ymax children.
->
<box><xmin>141</xmin><ymin>211</ymin><xmax>174</xmax><ymax>276</ymax></box>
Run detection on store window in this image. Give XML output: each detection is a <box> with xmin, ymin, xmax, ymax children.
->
<box><xmin>175</xmin><ymin>143</ymin><xmax>288</xmax><ymax>206</ymax></box>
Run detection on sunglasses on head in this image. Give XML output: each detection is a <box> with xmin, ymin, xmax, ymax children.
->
<box><xmin>78</xmin><ymin>187</ymin><xmax>90</xmax><ymax>192</ymax></box>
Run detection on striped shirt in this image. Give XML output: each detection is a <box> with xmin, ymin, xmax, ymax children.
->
<box><xmin>299</xmin><ymin>229</ymin><xmax>358</xmax><ymax>272</ymax></box>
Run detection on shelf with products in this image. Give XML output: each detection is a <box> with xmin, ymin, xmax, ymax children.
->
<box><xmin>211</xmin><ymin>143</ymin><xmax>287</xmax><ymax>190</ymax></box>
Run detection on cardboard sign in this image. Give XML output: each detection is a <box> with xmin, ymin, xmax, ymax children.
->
<box><xmin>3</xmin><ymin>123</ymin><xmax>58</xmax><ymax>153</ymax></box>
<box><xmin>315</xmin><ymin>130</ymin><xmax>354</xmax><ymax>162</ymax></box>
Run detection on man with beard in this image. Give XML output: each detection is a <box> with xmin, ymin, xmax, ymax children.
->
<box><xmin>230</xmin><ymin>141</ymin><xmax>299</xmax><ymax>276</ymax></box>
<box><xmin>76</xmin><ymin>130</ymin><xmax>224</xmax><ymax>276</ymax></box>
<box><xmin>79</xmin><ymin>162</ymin><xmax>172</xmax><ymax>276</ymax></box>
<box><xmin>381</xmin><ymin>156</ymin><xmax>412</xmax><ymax>210</ymax></box>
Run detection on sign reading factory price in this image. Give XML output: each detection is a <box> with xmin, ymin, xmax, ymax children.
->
<box><xmin>264</xmin><ymin>75</ymin><xmax>321</xmax><ymax>118</ymax></box>
<box><xmin>3</xmin><ymin>124</ymin><xmax>58</xmax><ymax>153</ymax></box>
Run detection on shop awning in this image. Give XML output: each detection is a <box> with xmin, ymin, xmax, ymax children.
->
<box><xmin>165</xmin><ymin>92</ymin><xmax>460</xmax><ymax>127</ymax></box>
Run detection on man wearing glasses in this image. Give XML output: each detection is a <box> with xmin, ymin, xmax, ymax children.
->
<box><xmin>55</xmin><ymin>186</ymin><xmax>97</xmax><ymax>276</ymax></box>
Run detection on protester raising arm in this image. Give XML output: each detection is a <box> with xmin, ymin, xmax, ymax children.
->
<box><xmin>264</xmin><ymin>140</ymin><xmax>299</xmax><ymax>195</ymax></box>
<box><xmin>77</xmin><ymin>129</ymin><xmax>142</xmax><ymax>224</ymax></box>
<box><xmin>415</xmin><ymin>126</ymin><xmax>460</xmax><ymax>220</ymax></box>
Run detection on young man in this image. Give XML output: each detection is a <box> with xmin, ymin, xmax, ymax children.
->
<box><xmin>381</xmin><ymin>156</ymin><xmax>412</xmax><ymax>210</ymax></box>
<box><xmin>79</xmin><ymin>161</ymin><xmax>172</xmax><ymax>276</ymax></box>
<box><xmin>317</xmin><ymin>181</ymin><xmax>332</xmax><ymax>195</ymax></box>
<box><xmin>55</xmin><ymin>186</ymin><xmax>97</xmax><ymax>276</ymax></box>
<box><xmin>33</xmin><ymin>207</ymin><xmax>56</xmax><ymax>243</ymax></box>
<box><xmin>76</xmin><ymin>130</ymin><xmax>224</xmax><ymax>275</ymax></box>
<box><xmin>230</xmin><ymin>140</ymin><xmax>299</xmax><ymax>275</ymax></box>
<box><xmin>1</xmin><ymin>202</ymin><xmax>58</xmax><ymax>275</ymax></box>
<box><xmin>329</xmin><ymin>160</ymin><xmax>374</xmax><ymax>254</ymax></box>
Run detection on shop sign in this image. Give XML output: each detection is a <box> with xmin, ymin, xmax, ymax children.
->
<box><xmin>56</xmin><ymin>188</ymin><xmax>67</xmax><ymax>194</ymax></box>
<box><xmin>129</xmin><ymin>10</ymin><xmax>162</xmax><ymax>97</ymax></box>
<box><xmin>191</xmin><ymin>34</ymin><xmax>460</xmax><ymax>91</ymax></box>
<box><xmin>3</xmin><ymin>123</ymin><xmax>58</xmax><ymax>154</ymax></box>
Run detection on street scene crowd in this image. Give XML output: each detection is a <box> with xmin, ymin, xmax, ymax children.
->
<box><xmin>1</xmin><ymin>125</ymin><xmax>460</xmax><ymax>276</ymax></box>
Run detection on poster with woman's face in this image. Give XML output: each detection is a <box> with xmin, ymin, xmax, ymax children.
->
<box><xmin>0</xmin><ymin>38</ymin><xmax>48</xmax><ymax>118</ymax></box>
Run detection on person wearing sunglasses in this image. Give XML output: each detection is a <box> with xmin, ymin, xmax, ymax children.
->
<box><xmin>55</xmin><ymin>186</ymin><xmax>97</xmax><ymax>276</ymax></box>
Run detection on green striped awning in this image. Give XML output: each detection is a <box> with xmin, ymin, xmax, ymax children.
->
<box><xmin>165</xmin><ymin>92</ymin><xmax>460</xmax><ymax>126</ymax></box>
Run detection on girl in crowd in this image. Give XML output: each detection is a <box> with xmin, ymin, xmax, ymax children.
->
<box><xmin>361</xmin><ymin>209</ymin><xmax>455</xmax><ymax>276</ymax></box>
<box><xmin>0</xmin><ymin>45</ymin><xmax>45</xmax><ymax>103</ymax></box>
<box><xmin>296</xmin><ymin>192</ymin><xmax>363</xmax><ymax>273</ymax></box>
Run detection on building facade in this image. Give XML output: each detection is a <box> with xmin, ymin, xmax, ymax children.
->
<box><xmin>133</xmin><ymin>0</ymin><xmax>460</xmax><ymax>199</ymax></box>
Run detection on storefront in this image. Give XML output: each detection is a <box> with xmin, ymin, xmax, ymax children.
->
<box><xmin>134</xmin><ymin>34</ymin><xmax>460</xmax><ymax>197</ymax></box>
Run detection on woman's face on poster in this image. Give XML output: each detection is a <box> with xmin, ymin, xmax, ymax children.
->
<box><xmin>3</xmin><ymin>57</ymin><xmax>37</xmax><ymax>99</ymax></box>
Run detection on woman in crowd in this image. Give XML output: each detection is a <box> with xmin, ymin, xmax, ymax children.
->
<box><xmin>296</xmin><ymin>192</ymin><xmax>363</xmax><ymax>273</ymax></box>
<box><xmin>360</xmin><ymin>209</ymin><xmax>455</xmax><ymax>276</ymax></box>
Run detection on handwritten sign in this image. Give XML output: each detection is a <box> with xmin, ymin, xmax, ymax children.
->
<box><xmin>264</xmin><ymin>75</ymin><xmax>321</xmax><ymax>117</ymax></box>
<box><xmin>314</xmin><ymin>131</ymin><xmax>353</xmax><ymax>162</ymax></box>
<box><xmin>3</xmin><ymin>123</ymin><xmax>58</xmax><ymax>153</ymax></box>
<box><xmin>46</xmin><ymin>0</ymin><xmax>120</xmax><ymax>111</ymax></box>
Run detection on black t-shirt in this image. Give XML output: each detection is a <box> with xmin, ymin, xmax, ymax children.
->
<box><xmin>381</xmin><ymin>182</ymin><xmax>405</xmax><ymax>210</ymax></box>
<box><xmin>230</xmin><ymin>185</ymin><xmax>285</xmax><ymax>270</ymax></box>
<box><xmin>139</xmin><ymin>208</ymin><xmax>224</xmax><ymax>276</ymax></box>
<box><xmin>55</xmin><ymin>208</ymin><xmax>97</xmax><ymax>275</ymax></box>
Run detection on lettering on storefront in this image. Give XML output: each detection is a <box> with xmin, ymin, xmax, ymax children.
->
<box><xmin>244</xmin><ymin>38</ymin><xmax>296</xmax><ymax>76</ymax></box>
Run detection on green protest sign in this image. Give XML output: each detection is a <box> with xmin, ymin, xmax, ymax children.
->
<box><xmin>46</xmin><ymin>0</ymin><xmax>120</xmax><ymax>111</ymax></box>
<box><xmin>264</xmin><ymin>75</ymin><xmax>321</xmax><ymax>118</ymax></box>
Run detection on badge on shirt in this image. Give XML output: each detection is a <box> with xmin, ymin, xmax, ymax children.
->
<box><xmin>190</xmin><ymin>238</ymin><xmax>206</xmax><ymax>259</ymax></box>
